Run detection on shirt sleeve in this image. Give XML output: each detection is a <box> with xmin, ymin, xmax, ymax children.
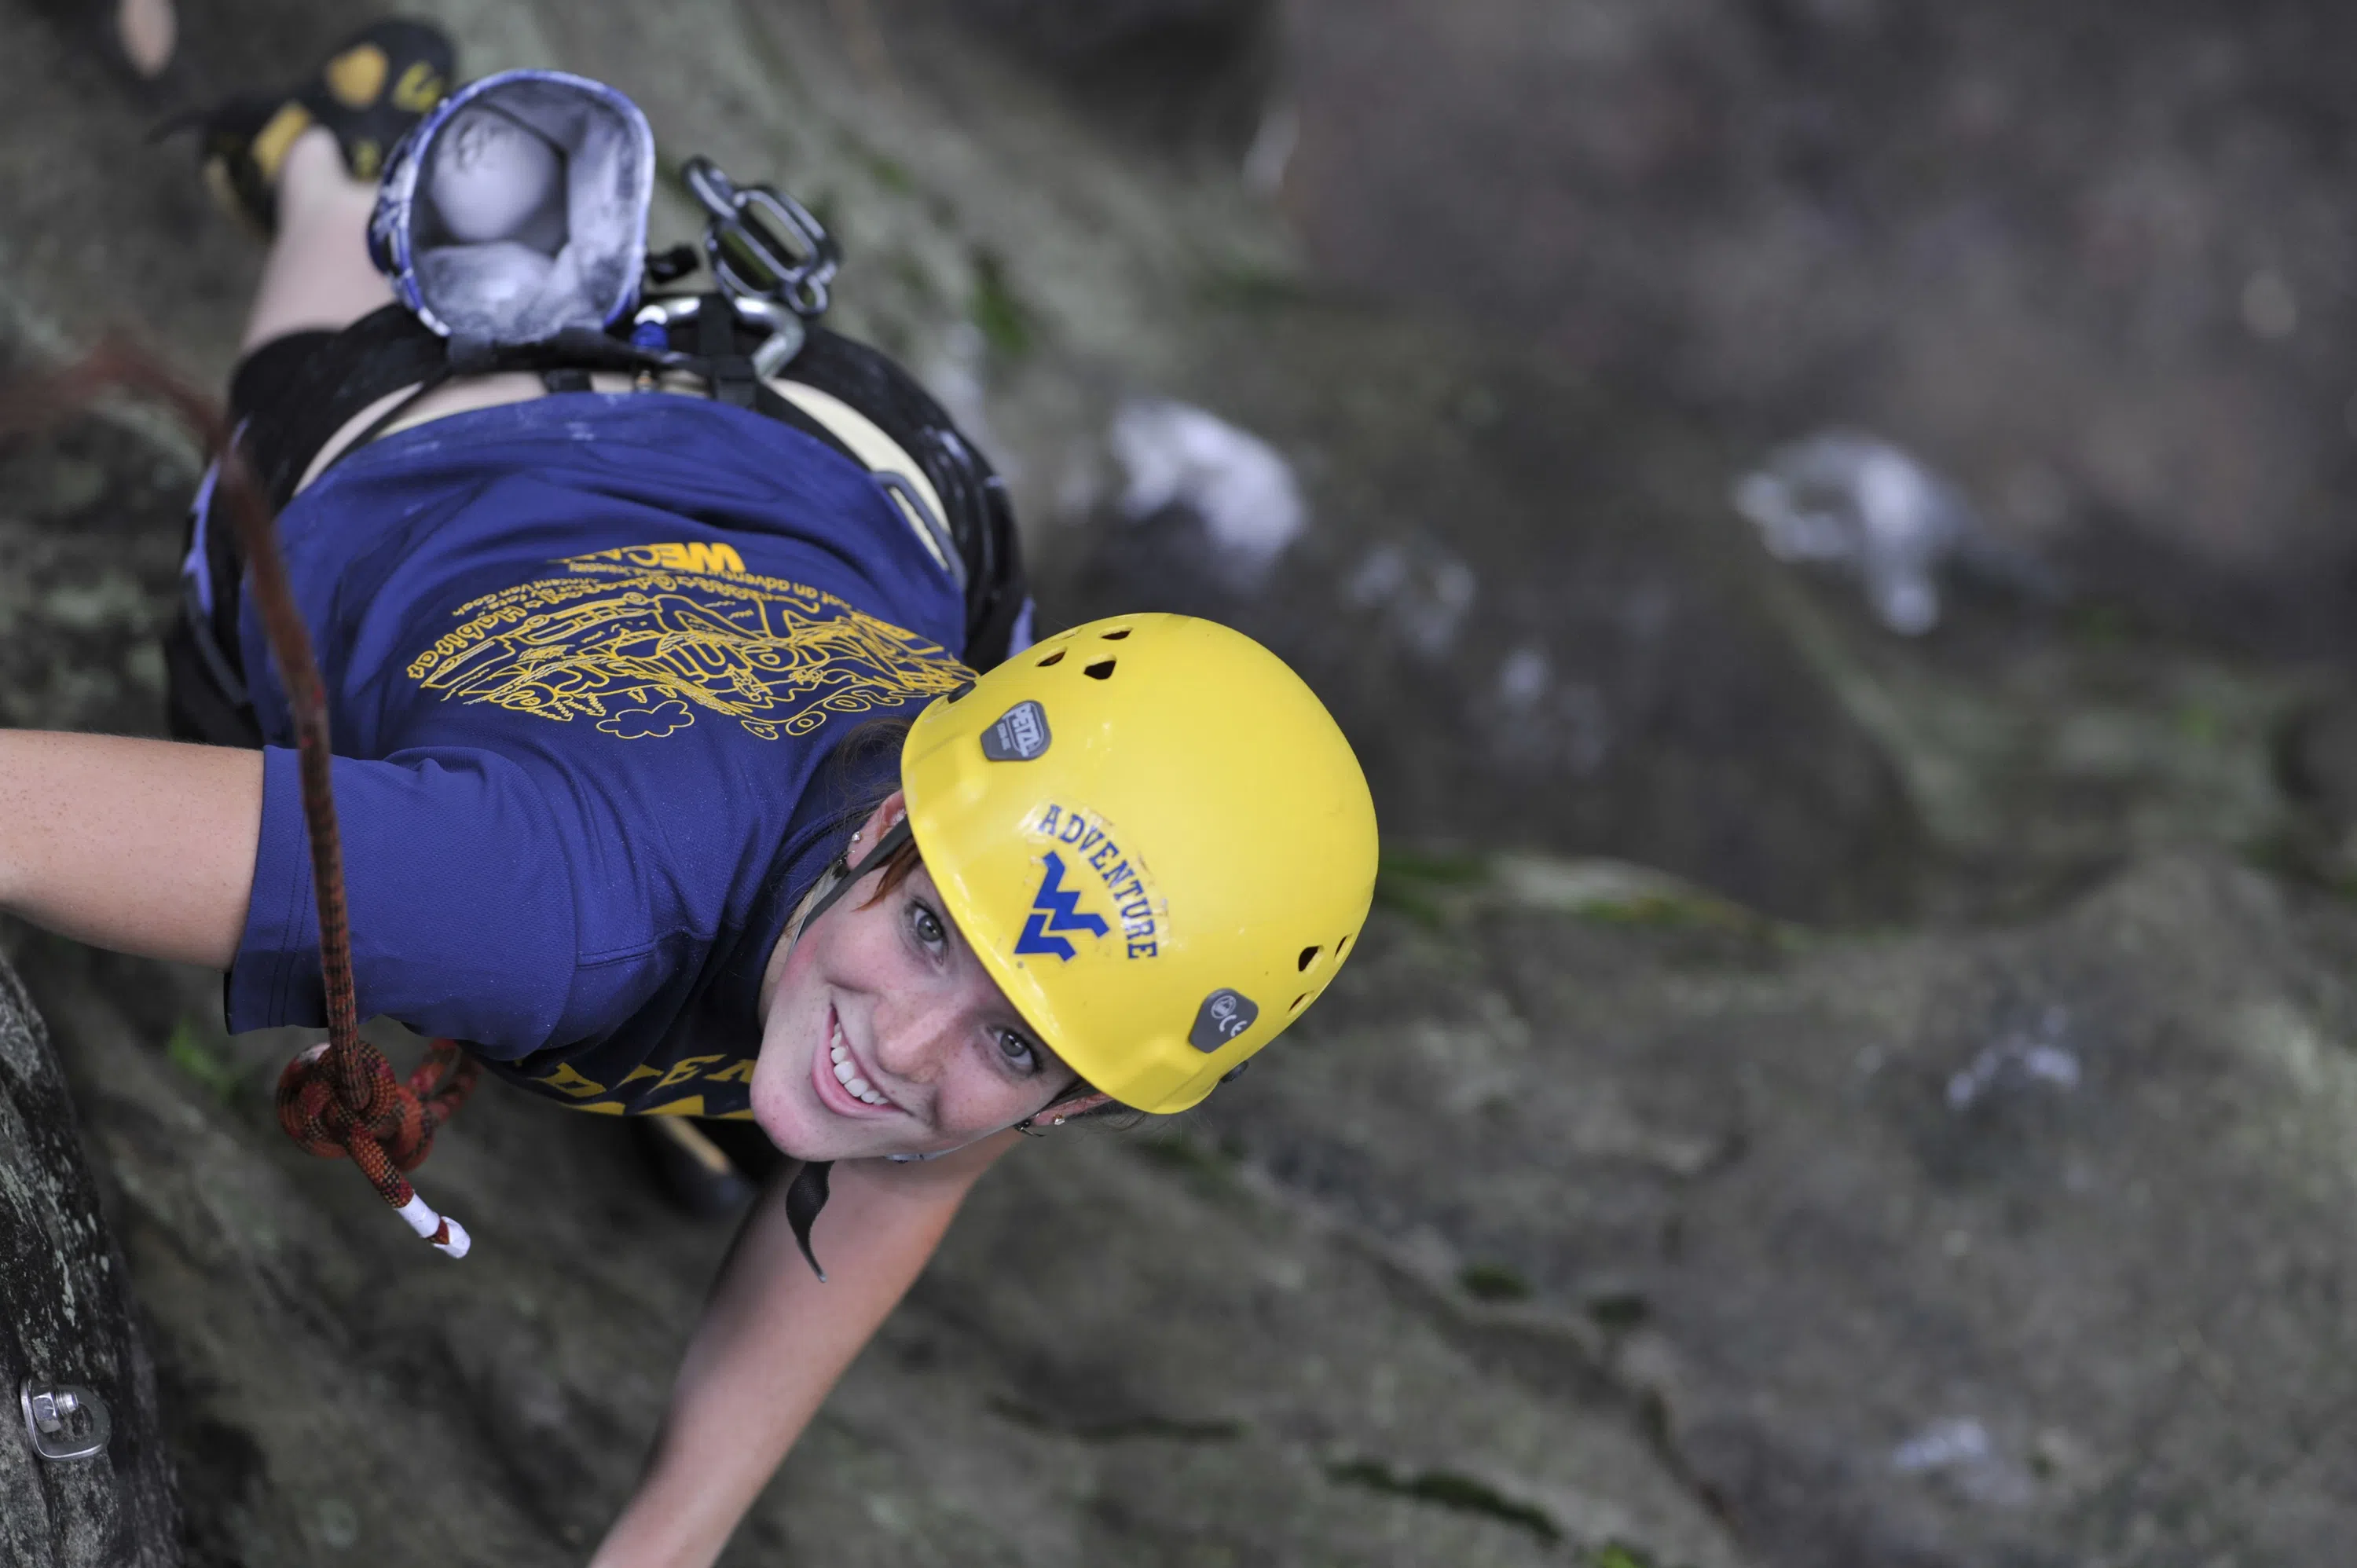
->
<box><xmin>227</xmin><ymin>745</ymin><xmax>580</xmax><ymax>1057</ymax></box>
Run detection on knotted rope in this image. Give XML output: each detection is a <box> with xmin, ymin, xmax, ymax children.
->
<box><xmin>277</xmin><ymin>1035</ymin><xmax>481</xmax><ymax>1249</ymax></box>
<box><xmin>2</xmin><ymin>341</ymin><xmax>480</xmax><ymax>1258</ymax></box>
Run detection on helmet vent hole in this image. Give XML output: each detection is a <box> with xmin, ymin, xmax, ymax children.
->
<box><xmin>1083</xmin><ymin>659</ymin><xmax>1116</xmax><ymax>680</ymax></box>
<box><xmin>1297</xmin><ymin>945</ymin><xmax>1321</xmax><ymax>971</ymax></box>
<box><xmin>1101</xmin><ymin>628</ymin><xmax>1131</xmax><ymax>640</ymax></box>
<box><xmin>1289</xmin><ymin>993</ymin><xmax>1307</xmax><ymax>1012</ymax></box>
<box><xmin>1336</xmin><ymin>933</ymin><xmax>1351</xmax><ymax>957</ymax></box>
<box><xmin>1036</xmin><ymin>650</ymin><xmax>1065</xmax><ymax>667</ymax></box>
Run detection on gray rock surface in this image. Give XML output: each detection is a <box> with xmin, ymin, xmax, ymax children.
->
<box><xmin>1053</xmin><ymin>308</ymin><xmax>1927</xmax><ymax>921</ymax></box>
<box><xmin>1232</xmin><ymin>847</ymin><xmax>2357</xmax><ymax>1567</ymax></box>
<box><xmin>31</xmin><ymin>936</ymin><xmax>1750</xmax><ymax>1566</ymax></box>
<box><xmin>1277</xmin><ymin>0</ymin><xmax>2357</xmax><ymax>657</ymax></box>
<box><xmin>4</xmin><ymin>2</ymin><xmax>2357</xmax><ymax>1566</ymax></box>
<box><xmin>0</xmin><ymin>950</ymin><xmax>178</xmax><ymax>1566</ymax></box>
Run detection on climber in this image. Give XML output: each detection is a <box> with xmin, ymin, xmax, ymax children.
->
<box><xmin>0</xmin><ymin>20</ymin><xmax>1376</xmax><ymax>1566</ymax></box>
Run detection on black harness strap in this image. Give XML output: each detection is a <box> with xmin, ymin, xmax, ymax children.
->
<box><xmin>698</xmin><ymin>291</ymin><xmax>760</xmax><ymax>409</ymax></box>
<box><xmin>789</xmin><ymin>328</ymin><xmax>1028</xmax><ymax>665</ymax></box>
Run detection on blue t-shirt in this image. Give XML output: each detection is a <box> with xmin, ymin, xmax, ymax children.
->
<box><xmin>226</xmin><ymin>393</ymin><xmax>970</xmax><ymax>1119</ymax></box>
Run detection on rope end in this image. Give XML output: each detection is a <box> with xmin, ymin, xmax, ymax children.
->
<box><xmin>431</xmin><ymin>1216</ymin><xmax>471</xmax><ymax>1259</ymax></box>
<box><xmin>397</xmin><ymin>1192</ymin><xmax>472</xmax><ymax>1259</ymax></box>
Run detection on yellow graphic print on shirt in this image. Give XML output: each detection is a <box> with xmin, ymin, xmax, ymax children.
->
<box><xmin>403</xmin><ymin>543</ymin><xmax>970</xmax><ymax>740</ymax></box>
<box><xmin>518</xmin><ymin>1053</ymin><xmax>761</xmax><ymax>1119</ymax></box>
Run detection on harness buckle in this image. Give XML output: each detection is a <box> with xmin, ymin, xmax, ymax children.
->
<box><xmin>631</xmin><ymin>293</ymin><xmax>809</xmax><ymax>380</ymax></box>
<box><xmin>683</xmin><ymin>156</ymin><xmax>840</xmax><ymax>319</ymax></box>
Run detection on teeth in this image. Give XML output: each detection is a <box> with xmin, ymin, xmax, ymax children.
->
<box><xmin>827</xmin><ymin>1025</ymin><xmax>891</xmax><ymax>1108</ymax></box>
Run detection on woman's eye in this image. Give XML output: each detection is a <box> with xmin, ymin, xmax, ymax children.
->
<box><xmin>995</xmin><ymin>1030</ymin><xmax>1038</xmax><ymax>1073</ymax></box>
<box><xmin>909</xmin><ymin>900</ymin><xmax>946</xmax><ymax>947</ymax></box>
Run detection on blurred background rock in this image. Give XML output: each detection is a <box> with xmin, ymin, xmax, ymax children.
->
<box><xmin>6</xmin><ymin>1</ymin><xmax>2357</xmax><ymax>1565</ymax></box>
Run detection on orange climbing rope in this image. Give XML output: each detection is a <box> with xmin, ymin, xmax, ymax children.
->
<box><xmin>3</xmin><ymin>341</ymin><xmax>482</xmax><ymax>1258</ymax></box>
<box><xmin>276</xmin><ymin>1035</ymin><xmax>479</xmax><ymax>1243</ymax></box>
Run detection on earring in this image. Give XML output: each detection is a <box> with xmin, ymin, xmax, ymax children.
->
<box><xmin>852</xmin><ymin>831</ymin><xmax>863</xmax><ymax>843</ymax></box>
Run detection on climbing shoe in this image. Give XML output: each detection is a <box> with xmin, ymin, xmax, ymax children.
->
<box><xmin>180</xmin><ymin>17</ymin><xmax>456</xmax><ymax>235</ymax></box>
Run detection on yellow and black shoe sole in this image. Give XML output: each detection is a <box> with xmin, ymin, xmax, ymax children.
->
<box><xmin>189</xmin><ymin>16</ymin><xmax>455</xmax><ymax>235</ymax></box>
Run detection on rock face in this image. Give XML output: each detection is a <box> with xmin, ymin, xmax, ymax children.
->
<box><xmin>1228</xmin><ymin>847</ymin><xmax>2357</xmax><ymax>1566</ymax></box>
<box><xmin>1277</xmin><ymin>0</ymin><xmax>2357</xmax><ymax>657</ymax></box>
<box><xmin>16</xmin><ymin>928</ymin><xmax>1750</xmax><ymax>1568</ymax></box>
<box><xmin>0</xmin><ymin>955</ymin><xmax>179</xmax><ymax>1566</ymax></box>
<box><xmin>7</xmin><ymin>1</ymin><xmax>2357</xmax><ymax>1566</ymax></box>
<box><xmin>1054</xmin><ymin>310</ymin><xmax>1927</xmax><ymax>921</ymax></box>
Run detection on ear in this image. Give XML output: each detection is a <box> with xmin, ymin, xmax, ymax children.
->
<box><xmin>849</xmin><ymin>790</ymin><xmax>907</xmax><ymax>870</ymax></box>
<box><xmin>1028</xmin><ymin>1090</ymin><xmax>1114</xmax><ymax>1127</ymax></box>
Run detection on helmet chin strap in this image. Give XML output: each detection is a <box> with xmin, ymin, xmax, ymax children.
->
<box><xmin>803</xmin><ymin>815</ymin><xmax>915</xmax><ymax>927</ymax></box>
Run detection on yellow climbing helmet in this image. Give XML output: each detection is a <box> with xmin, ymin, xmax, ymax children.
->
<box><xmin>900</xmin><ymin>614</ymin><xmax>1377</xmax><ymax>1114</ymax></box>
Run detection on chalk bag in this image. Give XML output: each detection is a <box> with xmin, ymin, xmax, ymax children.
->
<box><xmin>368</xmin><ymin>69</ymin><xmax>655</xmax><ymax>344</ymax></box>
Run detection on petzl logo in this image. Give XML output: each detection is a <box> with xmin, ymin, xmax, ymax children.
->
<box><xmin>981</xmin><ymin>700</ymin><xmax>1051</xmax><ymax>761</ymax></box>
<box><xmin>1014</xmin><ymin>852</ymin><xmax>1109</xmax><ymax>961</ymax></box>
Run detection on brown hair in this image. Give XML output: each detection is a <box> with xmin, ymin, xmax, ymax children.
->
<box><xmin>827</xmin><ymin>715</ymin><xmax>922</xmax><ymax>908</ymax></box>
<box><xmin>858</xmin><ymin>827</ymin><xmax>925</xmax><ymax>909</ymax></box>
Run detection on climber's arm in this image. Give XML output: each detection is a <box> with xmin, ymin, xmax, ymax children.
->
<box><xmin>591</xmin><ymin>1132</ymin><xmax>1018</xmax><ymax>1568</ymax></box>
<box><xmin>0</xmin><ymin>731</ymin><xmax>259</xmax><ymax>969</ymax></box>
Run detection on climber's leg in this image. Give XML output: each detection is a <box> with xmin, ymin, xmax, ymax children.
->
<box><xmin>240</xmin><ymin>128</ymin><xmax>393</xmax><ymax>351</ymax></box>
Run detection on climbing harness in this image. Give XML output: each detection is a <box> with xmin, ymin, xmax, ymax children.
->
<box><xmin>176</xmin><ymin>71</ymin><xmax>1031</xmax><ymax>731</ymax></box>
<box><xmin>358</xmin><ymin>71</ymin><xmax>834</xmax><ymax>403</ymax></box>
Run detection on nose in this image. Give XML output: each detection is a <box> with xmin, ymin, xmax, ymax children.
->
<box><xmin>868</xmin><ymin>991</ymin><xmax>968</xmax><ymax>1092</ymax></box>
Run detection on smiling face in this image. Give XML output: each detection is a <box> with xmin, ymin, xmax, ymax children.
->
<box><xmin>749</xmin><ymin>793</ymin><xmax>1104</xmax><ymax>1161</ymax></box>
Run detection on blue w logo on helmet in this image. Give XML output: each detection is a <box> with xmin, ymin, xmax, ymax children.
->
<box><xmin>1014</xmin><ymin>852</ymin><xmax>1109</xmax><ymax>961</ymax></box>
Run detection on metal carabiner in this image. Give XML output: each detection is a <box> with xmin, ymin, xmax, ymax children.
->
<box><xmin>682</xmin><ymin>156</ymin><xmax>840</xmax><ymax>319</ymax></box>
<box><xmin>632</xmin><ymin>294</ymin><xmax>808</xmax><ymax>379</ymax></box>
